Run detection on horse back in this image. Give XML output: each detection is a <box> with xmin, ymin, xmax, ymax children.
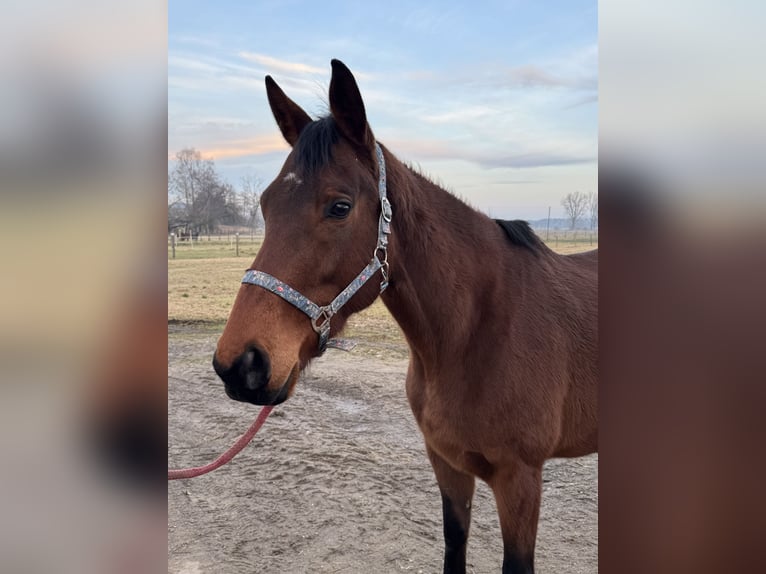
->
<box><xmin>567</xmin><ymin>248</ymin><xmax>598</xmax><ymax>271</ymax></box>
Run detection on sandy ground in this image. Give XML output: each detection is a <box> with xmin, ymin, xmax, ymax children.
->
<box><xmin>168</xmin><ymin>326</ymin><xmax>597</xmax><ymax>573</ymax></box>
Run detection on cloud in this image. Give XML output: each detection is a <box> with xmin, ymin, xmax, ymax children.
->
<box><xmin>168</xmin><ymin>54</ymin><xmax>265</xmax><ymax>93</ymax></box>
<box><xmin>475</xmin><ymin>151</ymin><xmax>596</xmax><ymax>169</ymax></box>
<box><xmin>505</xmin><ymin>65</ymin><xmax>596</xmax><ymax>90</ymax></box>
<box><xmin>169</xmin><ymin>51</ymin><xmax>331</xmax><ymax>101</ymax></box>
<box><xmin>168</xmin><ymin>134</ymin><xmax>288</xmax><ymax>161</ymax></box>
<box><xmin>168</xmin><ymin>55</ymin><xmax>223</xmax><ymax>75</ymax></box>
<box><xmin>168</xmin><ymin>42</ymin><xmax>597</xmax><ymax>170</ymax></box>
<box><xmin>386</xmin><ymin>138</ymin><xmax>595</xmax><ymax>169</ymax></box>
<box><xmin>563</xmin><ymin>94</ymin><xmax>599</xmax><ymax>109</ymax></box>
<box><xmin>172</xmin><ymin>35</ymin><xmax>220</xmax><ymax>48</ymax></box>
<box><xmin>508</xmin><ymin>66</ymin><xmax>569</xmax><ymax>88</ymax></box>
<box><xmin>489</xmin><ymin>179</ymin><xmax>542</xmax><ymax>185</ymax></box>
<box><xmin>238</xmin><ymin>52</ymin><xmax>324</xmax><ymax>75</ymax></box>
<box><xmin>421</xmin><ymin>106</ymin><xmax>494</xmax><ymax>124</ymax></box>
<box><xmin>404</xmin><ymin>44</ymin><xmax>598</xmax><ymax>94</ymax></box>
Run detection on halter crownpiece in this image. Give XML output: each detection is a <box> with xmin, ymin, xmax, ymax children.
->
<box><xmin>241</xmin><ymin>142</ymin><xmax>392</xmax><ymax>354</ymax></box>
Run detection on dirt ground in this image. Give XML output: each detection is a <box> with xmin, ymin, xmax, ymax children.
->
<box><xmin>168</xmin><ymin>325</ymin><xmax>597</xmax><ymax>573</ymax></box>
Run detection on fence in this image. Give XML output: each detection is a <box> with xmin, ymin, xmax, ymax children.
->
<box><xmin>535</xmin><ymin>229</ymin><xmax>599</xmax><ymax>250</ymax></box>
<box><xmin>168</xmin><ymin>231</ymin><xmax>265</xmax><ymax>260</ymax></box>
<box><xmin>169</xmin><ymin>229</ymin><xmax>597</xmax><ymax>260</ymax></box>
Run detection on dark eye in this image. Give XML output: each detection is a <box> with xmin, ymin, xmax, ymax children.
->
<box><xmin>327</xmin><ymin>200</ymin><xmax>352</xmax><ymax>219</ymax></box>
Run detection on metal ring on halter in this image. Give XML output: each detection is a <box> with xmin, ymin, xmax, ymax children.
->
<box><xmin>374</xmin><ymin>245</ymin><xmax>388</xmax><ymax>265</ymax></box>
<box><xmin>311</xmin><ymin>306</ymin><xmax>333</xmax><ymax>334</ymax></box>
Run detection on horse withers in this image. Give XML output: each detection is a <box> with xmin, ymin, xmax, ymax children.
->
<box><xmin>212</xmin><ymin>59</ymin><xmax>598</xmax><ymax>574</ymax></box>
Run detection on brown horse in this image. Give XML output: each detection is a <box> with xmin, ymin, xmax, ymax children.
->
<box><xmin>213</xmin><ymin>60</ymin><xmax>598</xmax><ymax>574</ymax></box>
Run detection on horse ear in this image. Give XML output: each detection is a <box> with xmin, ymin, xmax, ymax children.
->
<box><xmin>265</xmin><ymin>75</ymin><xmax>312</xmax><ymax>147</ymax></box>
<box><xmin>329</xmin><ymin>59</ymin><xmax>373</xmax><ymax>150</ymax></box>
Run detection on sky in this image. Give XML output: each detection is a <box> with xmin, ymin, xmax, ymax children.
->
<box><xmin>169</xmin><ymin>0</ymin><xmax>597</xmax><ymax>220</ymax></box>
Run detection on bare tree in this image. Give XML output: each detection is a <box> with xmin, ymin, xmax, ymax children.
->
<box><xmin>169</xmin><ymin>148</ymin><xmax>217</xmax><ymax>210</ymax></box>
<box><xmin>588</xmin><ymin>192</ymin><xmax>598</xmax><ymax>230</ymax></box>
<box><xmin>240</xmin><ymin>174</ymin><xmax>263</xmax><ymax>233</ymax></box>
<box><xmin>561</xmin><ymin>191</ymin><xmax>589</xmax><ymax>230</ymax></box>
<box><xmin>168</xmin><ymin>148</ymin><xmax>241</xmax><ymax>234</ymax></box>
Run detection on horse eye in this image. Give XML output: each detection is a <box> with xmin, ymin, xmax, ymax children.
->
<box><xmin>328</xmin><ymin>200</ymin><xmax>352</xmax><ymax>219</ymax></box>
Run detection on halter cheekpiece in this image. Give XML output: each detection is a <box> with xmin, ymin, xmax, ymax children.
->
<box><xmin>241</xmin><ymin>142</ymin><xmax>391</xmax><ymax>354</ymax></box>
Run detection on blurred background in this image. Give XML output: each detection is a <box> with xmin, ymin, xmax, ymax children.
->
<box><xmin>600</xmin><ymin>2</ymin><xmax>766</xmax><ymax>573</ymax></box>
<box><xmin>0</xmin><ymin>1</ymin><xmax>166</xmax><ymax>573</ymax></box>
<box><xmin>1</xmin><ymin>0</ymin><xmax>764</xmax><ymax>573</ymax></box>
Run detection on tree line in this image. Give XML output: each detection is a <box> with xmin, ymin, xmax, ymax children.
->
<box><xmin>168</xmin><ymin>148</ymin><xmax>263</xmax><ymax>235</ymax></box>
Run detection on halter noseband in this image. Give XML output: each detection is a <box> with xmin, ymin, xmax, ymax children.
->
<box><xmin>241</xmin><ymin>142</ymin><xmax>392</xmax><ymax>354</ymax></box>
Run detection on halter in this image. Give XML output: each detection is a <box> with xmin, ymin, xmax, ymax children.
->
<box><xmin>241</xmin><ymin>142</ymin><xmax>392</xmax><ymax>354</ymax></box>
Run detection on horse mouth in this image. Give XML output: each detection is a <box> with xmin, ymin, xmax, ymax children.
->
<box><xmin>272</xmin><ymin>364</ymin><xmax>300</xmax><ymax>404</ymax></box>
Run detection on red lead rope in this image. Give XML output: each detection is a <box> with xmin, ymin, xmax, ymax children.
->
<box><xmin>168</xmin><ymin>406</ymin><xmax>274</xmax><ymax>480</ymax></box>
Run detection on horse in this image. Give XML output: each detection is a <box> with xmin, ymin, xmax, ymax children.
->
<box><xmin>212</xmin><ymin>59</ymin><xmax>598</xmax><ymax>574</ymax></box>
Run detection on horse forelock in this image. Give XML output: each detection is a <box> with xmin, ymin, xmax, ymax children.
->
<box><xmin>293</xmin><ymin>116</ymin><xmax>339</xmax><ymax>176</ymax></box>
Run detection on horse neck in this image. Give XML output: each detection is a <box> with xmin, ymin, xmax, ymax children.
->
<box><xmin>379</xmin><ymin>153</ymin><xmax>530</xmax><ymax>365</ymax></box>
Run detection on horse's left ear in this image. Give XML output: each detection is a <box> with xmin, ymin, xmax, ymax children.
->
<box><xmin>329</xmin><ymin>59</ymin><xmax>374</xmax><ymax>152</ymax></box>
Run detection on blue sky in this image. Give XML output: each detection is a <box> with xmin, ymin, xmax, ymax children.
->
<box><xmin>169</xmin><ymin>0</ymin><xmax>597</xmax><ymax>220</ymax></box>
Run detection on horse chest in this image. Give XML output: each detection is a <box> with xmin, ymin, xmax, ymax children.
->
<box><xmin>406</xmin><ymin>374</ymin><xmax>492</xmax><ymax>476</ymax></box>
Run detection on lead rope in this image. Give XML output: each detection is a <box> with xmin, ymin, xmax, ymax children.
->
<box><xmin>168</xmin><ymin>406</ymin><xmax>273</xmax><ymax>480</ymax></box>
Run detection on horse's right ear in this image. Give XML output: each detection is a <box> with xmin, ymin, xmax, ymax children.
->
<box><xmin>265</xmin><ymin>76</ymin><xmax>312</xmax><ymax>147</ymax></box>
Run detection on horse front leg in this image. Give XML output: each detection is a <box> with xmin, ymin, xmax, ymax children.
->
<box><xmin>489</xmin><ymin>460</ymin><xmax>543</xmax><ymax>574</ymax></box>
<box><xmin>426</xmin><ymin>444</ymin><xmax>476</xmax><ymax>574</ymax></box>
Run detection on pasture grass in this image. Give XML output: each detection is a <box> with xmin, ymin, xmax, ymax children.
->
<box><xmin>168</xmin><ymin>237</ymin><xmax>596</xmax><ymax>346</ymax></box>
<box><xmin>545</xmin><ymin>241</ymin><xmax>598</xmax><ymax>255</ymax></box>
<box><xmin>168</xmin><ymin>257</ymin><xmax>248</xmax><ymax>324</ymax></box>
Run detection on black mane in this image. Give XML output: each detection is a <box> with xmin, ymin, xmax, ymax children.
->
<box><xmin>494</xmin><ymin>219</ymin><xmax>543</xmax><ymax>253</ymax></box>
<box><xmin>294</xmin><ymin>116</ymin><xmax>339</xmax><ymax>175</ymax></box>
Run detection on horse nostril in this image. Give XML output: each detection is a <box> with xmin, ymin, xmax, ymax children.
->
<box><xmin>241</xmin><ymin>348</ymin><xmax>256</xmax><ymax>371</ymax></box>
<box><xmin>238</xmin><ymin>346</ymin><xmax>271</xmax><ymax>391</ymax></box>
<box><xmin>213</xmin><ymin>346</ymin><xmax>271</xmax><ymax>394</ymax></box>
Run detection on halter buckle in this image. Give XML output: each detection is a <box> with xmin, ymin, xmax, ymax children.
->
<box><xmin>311</xmin><ymin>306</ymin><xmax>333</xmax><ymax>335</ymax></box>
<box><xmin>381</xmin><ymin>197</ymin><xmax>393</xmax><ymax>223</ymax></box>
<box><xmin>373</xmin><ymin>245</ymin><xmax>390</xmax><ymax>291</ymax></box>
<box><xmin>374</xmin><ymin>245</ymin><xmax>388</xmax><ymax>265</ymax></box>
<box><xmin>380</xmin><ymin>262</ymin><xmax>390</xmax><ymax>291</ymax></box>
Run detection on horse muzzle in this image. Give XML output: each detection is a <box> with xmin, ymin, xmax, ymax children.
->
<box><xmin>212</xmin><ymin>346</ymin><xmax>297</xmax><ymax>405</ymax></box>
